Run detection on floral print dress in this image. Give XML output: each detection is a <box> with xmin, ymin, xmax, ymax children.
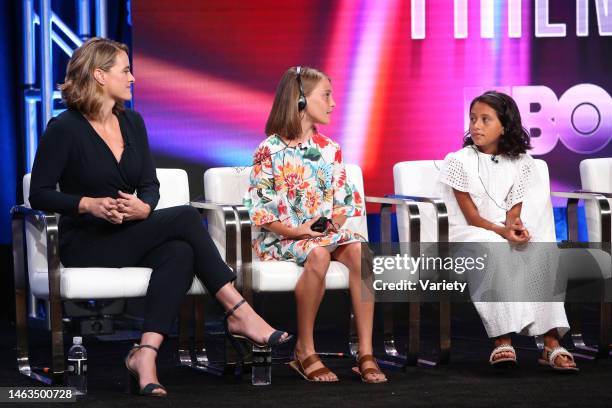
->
<box><xmin>244</xmin><ymin>132</ymin><xmax>365</xmax><ymax>266</ymax></box>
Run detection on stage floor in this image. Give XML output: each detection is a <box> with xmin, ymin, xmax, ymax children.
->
<box><xmin>2</xmin><ymin>303</ymin><xmax>611</xmax><ymax>407</ymax></box>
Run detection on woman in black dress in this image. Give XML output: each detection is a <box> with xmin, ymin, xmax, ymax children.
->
<box><xmin>29</xmin><ymin>38</ymin><xmax>291</xmax><ymax>397</ymax></box>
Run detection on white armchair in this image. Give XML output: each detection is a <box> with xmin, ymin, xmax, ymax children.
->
<box><xmin>12</xmin><ymin>169</ymin><xmax>216</xmax><ymax>385</ymax></box>
<box><xmin>197</xmin><ymin>164</ymin><xmax>420</xmax><ymax>361</ymax></box>
<box><xmin>560</xmin><ymin>157</ymin><xmax>612</xmax><ymax>358</ymax></box>
<box><xmin>391</xmin><ymin>159</ymin><xmax>612</xmax><ymax>363</ymax></box>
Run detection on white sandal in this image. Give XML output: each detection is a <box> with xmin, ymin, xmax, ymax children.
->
<box><xmin>489</xmin><ymin>344</ymin><xmax>517</xmax><ymax>367</ymax></box>
<box><xmin>538</xmin><ymin>346</ymin><xmax>579</xmax><ymax>372</ymax></box>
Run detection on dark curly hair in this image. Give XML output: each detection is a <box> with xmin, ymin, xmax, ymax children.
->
<box><xmin>463</xmin><ymin>90</ymin><xmax>532</xmax><ymax>157</ymax></box>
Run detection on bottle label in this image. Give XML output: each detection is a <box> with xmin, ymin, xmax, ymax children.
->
<box><xmin>67</xmin><ymin>360</ymin><xmax>87</xmax><ymax>375</ymax></box>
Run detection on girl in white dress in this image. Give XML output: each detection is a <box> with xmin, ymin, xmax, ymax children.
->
<box><xmin>438</xmin><ymin>91</ymin><xmax>578</xmax><ymax>371</ymax></box>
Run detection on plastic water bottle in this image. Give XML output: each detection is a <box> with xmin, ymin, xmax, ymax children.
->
<box><xmin>251</xmin><ymin>346</ymin><xmax>271</xmax><ymax>385</ymax></box>
<box><xmin>66</xmin><ymin>336</ymin><xmax>87</xmax><ymax>395</ymax></box>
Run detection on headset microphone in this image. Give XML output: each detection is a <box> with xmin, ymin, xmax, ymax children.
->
<box><xmin>296</xmin><ymin>66</ymin><xmax>307</xmax><ymax>111</ymax></box>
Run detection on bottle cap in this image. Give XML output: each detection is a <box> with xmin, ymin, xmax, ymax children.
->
<box><xmin>73</xmin><ymin>336</ymin><xmax>82</xmax><ymax>345</ymax></box>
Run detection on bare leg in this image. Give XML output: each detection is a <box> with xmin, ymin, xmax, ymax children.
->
<box><xmin>293</xmin><ymin>247</ymin><xmax>338</xmax><ymax>381</ymax></box>
<box><xmin>126</xmin><ymin>332</ymin><xmax>166</xmax><ymax>396</ymax></box>
<box><xmin>215</xmin><ymin>282</ymin><xmax>290</xmax><ymax>345</ymax></box>
<box><xmin>542</xmin><ymin>329</ymin><xmax>577</xmax><ymax>368</ymax></box>
<box><xmin>333</xmin><ymin>243</ymin><xmax>386</xmax><ymax>383</ymax></box>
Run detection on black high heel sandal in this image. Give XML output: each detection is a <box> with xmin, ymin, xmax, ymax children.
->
<box><xmin>223</xmin><ymin>299</ymin><xmax>293</xmax><ymax>378</ymax></box>
<box><xmin>223</xmin><ymin>299</ymin><xmax>293</xmax><ymax>349</ymax></box>
<box><xmin>124</xmin><ymin>344</ymin><xmax>167</xmax><ymax>397</ymax></box>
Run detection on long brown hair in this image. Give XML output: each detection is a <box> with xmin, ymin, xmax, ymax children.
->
<box><xmin>59</xmin><ymin>37</ymin><xmax>129</xmax><ymax>119</ymax></box>
<box><xmin>463</xmin><ymin>90</ymin><xmax>532</xmax><ymax>157</ymax></box>
<box><xmin>265</xmin><ymin>66</ymin><xmax>330</xmax><ymax>140</ymax></box>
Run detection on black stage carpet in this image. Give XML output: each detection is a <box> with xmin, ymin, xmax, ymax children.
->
<box><xmin>1</xmin><ymin>302</ymin><xmax>611</xmax><ymax>408</ymax></box>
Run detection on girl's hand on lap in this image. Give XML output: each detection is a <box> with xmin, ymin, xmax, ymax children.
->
<box><xmin>290</xmin><ymin>217</ymin><xmax>325</xmax><ymax>239</ymax></box>
<box><xmin>502</xmin><ymin>218</ymin><xmax>531</xmax><ymax>243</ymax></box>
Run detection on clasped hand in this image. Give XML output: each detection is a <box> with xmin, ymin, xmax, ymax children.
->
<box><xmin>82</xmin><ymin>191</ymin><xmax>151</xmax><ymax>224</ymax></box>
<box><xmin>501</xmin><ymin>217</ymin><xmax>530</xmax><ymax>243</ymax></box>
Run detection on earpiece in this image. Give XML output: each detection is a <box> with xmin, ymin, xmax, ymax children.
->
<box><xmin>296</xmin><ymin>66</ymin><xmax>307</xmax><ymax>111</ymax></box>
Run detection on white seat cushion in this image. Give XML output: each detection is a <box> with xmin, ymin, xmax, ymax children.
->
<box><xmin>252</xmin><ymin>260</ymin><xmax>349</xmax><ymax>292</ymax></box>
<box><xmin>30</xmin><ymin>267</ymin><xmax>205</xmax><ymax>299</ymax></box>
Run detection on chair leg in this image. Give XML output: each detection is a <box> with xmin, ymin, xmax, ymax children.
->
<box><xmin>49</xmin><ymin>300</ymin><xmax>65</xmax><ymax>384</ymax></box>
<box><xmin>566</xmin><ymin>302</ymin><xmax>602</xmax><ymax>360</ymax></box>
<box><xmin>194</xmin><ymin>296</ymin><xmax>209</xmax><ymax>365</ymax></box>
<box><xmin>45</xmin><ymin>224</ymin><xmax>65</xmax><ymax>384</ymax></box>
<box><xmin>438</xmin><ymin>299</ymin><xmax>451</xmax><ymax>365</ymax></box>
<box><xmin>382</xmin><ymin>303</ymin><xmax>400</xmax><ymax>358</ymax></box>
<box><xmin>597</xmin><ymin>301</ymin><xmax>611</xmax><ymax>359</ymax></box>
<box><xmin>178</xmin><ymin>297</ymin><xmax>194</xmax><ymax>366</ymax></box>
<box><xmin>13</xmin><ymin>216</ymin><xmax>41</xmax><ymax>381</ymax></box>
<box><xmin>177</xmin><ymin>295</ymin><xmax>223</xmax><ymax>375</ymax></box>
<box><xmin>405</xmin><ymin>302</ymin><xmax>420</xmax><ymax>366</ymax></box>
<box><xmin>534</xmin><ymin>335</ymin><xmax>545</xmax><ymax>350</ymax></box>
<box><xmin>349</xmin><ymin>310</ymin><xmax>359</xmax><ymax>357</ymax></box>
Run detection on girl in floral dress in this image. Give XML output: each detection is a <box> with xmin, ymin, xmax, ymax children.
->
<box><xmin>244</xmin><ymin>66</ymin><xmax>387</xmax><ymax>383</ymax></box>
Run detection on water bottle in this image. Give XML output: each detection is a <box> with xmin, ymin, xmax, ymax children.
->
<box><xmin>66</xmin><ymin>336</ymin><xmax>87</xmax><ymax>395</ymax></box>
<box><xmin>251</xmin><ymin>346</ymin><xmax>271</xmax><ymax>386</ymax></box>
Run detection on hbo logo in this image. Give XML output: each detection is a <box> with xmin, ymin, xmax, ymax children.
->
<box><xmin>465</xmin><ymin>84</ymin><xmax>612</xmax><ymax>155</ymax></box>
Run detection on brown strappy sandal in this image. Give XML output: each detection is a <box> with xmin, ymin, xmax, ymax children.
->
<box><xmin>288</xmin><ymin>354</ymin><xmax>338</xmax><ymax>382</ymax></box>
<box><xmin>352</xmin><ymin>354</ymin><xmax>388</xmax><ymax>384</ymax></box>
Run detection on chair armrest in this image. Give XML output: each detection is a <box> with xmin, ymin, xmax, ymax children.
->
<box><xmin>190</xmin><ymin>199</ymin><xmax>240</xmax><ymax>275</ymax></box>
<box><xmin>573</xmin><ymin>190</ymin><xmax>612</xmax><ymax>198</ymax></box>
<box><xmin>365</xmin><ymin>196</ymin><xmax>421</xmax><ymax>243</ymax></box>
<box><xmin>11</xmin><ymin>205</ymin><xmax>58</xmax><ymax>233</ymax></box>
<box><xmin>10</xmin><ymin>205</ymin><xmax>62</xmax><ymax>310</ymax></box>
<box><xmin>384</xmin><ymin>194</ymin><xmax>449</xmax><ymax>242</ymax></box>
<box><xmin>231</xmin><ymin>205</ymin><xmax>254</xmax><ymax>302</ymax></box>
<box><xmin>550</xmin><ymin>191</ymin><xmax>611</xmax><ymax>243</ymax></box>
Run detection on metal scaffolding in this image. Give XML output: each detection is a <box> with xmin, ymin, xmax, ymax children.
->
<box><xmin>22</xmin><ymin>0</ymin><xmax>108</xmax><ymax>172</ymax></box>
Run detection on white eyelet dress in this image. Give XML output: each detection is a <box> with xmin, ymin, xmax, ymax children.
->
<box><xmin>438</xmin><ymin>146</ymin><xmax>569</xmax><ymax>338</ymax></box>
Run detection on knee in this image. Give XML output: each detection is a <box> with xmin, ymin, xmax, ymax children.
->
<box><xmin>304</xmin><ymin>247</ymin><xmax>331</xmax><ymax>280</ymax></box>
<box><xmin>345</xmin><ymin>242</ymin><xmax>362</xmax><ymax>260</ymax></box>
<box><xmin>340</xmin><ymin>243</ymin><xmax>363</xmax><ymax>270</ymax></box>
<box><xmin>165</xmin><ymin>240</ymin><xmax>195</xmax><ymax>276</ymax></box>
<box><xmin>171</xmin><ymin>205</ymin><xmax>202</xmax><ymax>228</ymax></box>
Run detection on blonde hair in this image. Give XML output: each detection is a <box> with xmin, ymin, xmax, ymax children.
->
<box><xmin>265</xmin><ymin>66</ymin><xmax>330</xmax><ymax>140</ymax></box>
<box><xmin>59</xmin><ymin>37</ymin><xmax>129</xmax><ymax>119</ymax></box>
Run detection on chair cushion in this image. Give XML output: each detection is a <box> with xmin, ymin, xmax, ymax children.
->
<box><xmin>29</xmin><ymin>266</ymin><xmax>206</xmax><ymax>299</ymax></box>
<box><xmin>252</xmin><ymin>260</ymin><xmax>349</xmax><ymax>292</ymax></box>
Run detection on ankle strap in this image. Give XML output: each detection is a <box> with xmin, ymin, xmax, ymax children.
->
<box><xmin>357</xmin><ymin>354</ymin><xmax>376</xmax><ymax>365</ymax></box>
<box><xmin>137</xmin><ymin>344</ymin><xmax>159</xmax><ymax>353</ymax></box>
<box><xmin>224</xmin><ymin>299</ymin><xmax>246</xmax><ymax>319</ymax></box>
